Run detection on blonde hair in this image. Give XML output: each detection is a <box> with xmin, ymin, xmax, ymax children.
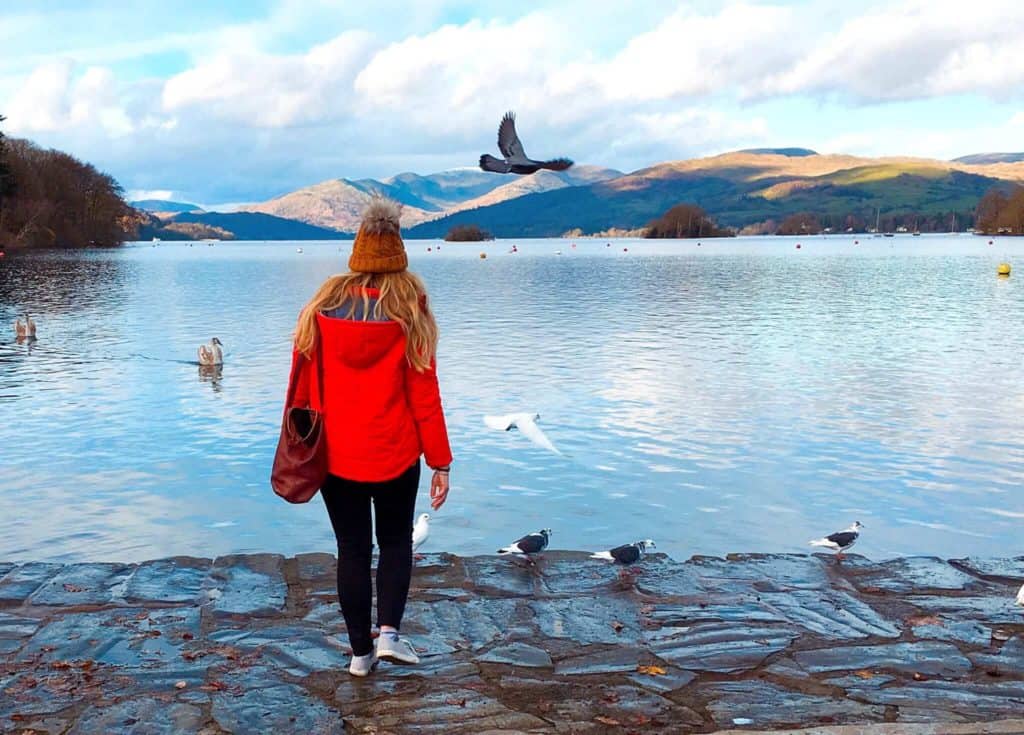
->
<box><xmin>294</xmin><ymin>270</ymin><xmax>439</xmax><ymax>372</ymax></box>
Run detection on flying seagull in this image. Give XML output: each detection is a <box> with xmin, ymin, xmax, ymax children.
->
<box><xmin>479</xmin><ymin>111</ymin><xmax>573</xmax><ymax>175</ymax></box>
<box><xmin>484</xmin><ymin>413</ymin><xmax>561</xmax><ymax>455</ymax></box>
<box><xmin>498</xmin><ymin>529</ymin><xmax>552</xmax><ymax>556</ymax></box>
<box><xmin>809</xmin><ymin>521</ymin><xmax>864</xmax><ymax>561</ymax></box>
<box><xmin>591</xmin><ymin>540</ymin><xmax>656</xmax><ymax>565</ymax></box>
<box><xmin>412</xmin><ymin>513</ymin><xmax>430</xmax><ymax>560</ymax></box>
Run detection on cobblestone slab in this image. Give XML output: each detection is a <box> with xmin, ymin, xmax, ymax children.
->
<box><xmin>1</xmin><ymin>552</ymin><xmax>1022</xmax><ymax>734</ymax></box>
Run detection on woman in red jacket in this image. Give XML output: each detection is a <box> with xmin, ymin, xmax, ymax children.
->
<box><xmin>290</xmin><ymin>197</ymin><xmax>452</xmax><ymax>677</ymax></box>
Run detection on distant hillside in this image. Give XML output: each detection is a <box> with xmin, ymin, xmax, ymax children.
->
<box><xmin>953</xmin><ymin>153</ymin><xmax>1024</xmax><ymax>165</ymax></box>
<box><xmin>406</xmin><ymin>151</ymin><xmax>1024</xmax><ymax>238</ymax></box>
<box><xmin>245</xmin><ymin>165</ymin><xmax>621</xmax><ymax>232</ymax></box>
<box><xmin>131</xmin><ymin>199</ymin><xmax>203</xmax><ymax>213</ymax></box>
<box><xmin>168</xmin><ymin>211</ymin><xmax>348</xmax><ymax>240</ymax></box>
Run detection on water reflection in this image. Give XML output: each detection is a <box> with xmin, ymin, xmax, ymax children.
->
<box><xmin>198</xmin><ymin>364</ymin><xmax>224</xmax><ymax>392</ymax></box>
<box><xmin>0</xmin><ymin>238</ymin><xmax>1022</xmax><ymax>563</ymax></box>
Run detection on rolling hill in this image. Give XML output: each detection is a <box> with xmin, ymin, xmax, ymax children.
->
<box><xmin>167</xmin><ymin>211</ymin><xmax>348</xmax><ymax>240</ymax></box>
<box><xmin>131</xmin><ymin>199</ymin><xmax>204</xmax><ymax>213</ymax></box>
<box><xmin>405</xmin><ymin>151</ymin><xmax>1024</xmax><ymax>238</ymax></box>
<box><xmin>245</xmin><ymin>165</ymin><xmax>622</xmax><ymax>232</ymax></box>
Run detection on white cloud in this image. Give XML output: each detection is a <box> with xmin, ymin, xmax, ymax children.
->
<box><xmin>3</xmin><ymin>0</ymin><xmax>1023</xmax><ymax>203</ymax></box>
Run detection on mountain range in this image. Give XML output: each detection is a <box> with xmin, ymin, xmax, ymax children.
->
<box><xmin>135</xmin><ymin>149</ymin><xmax>1024</xmax><ymax>240</ymax></box>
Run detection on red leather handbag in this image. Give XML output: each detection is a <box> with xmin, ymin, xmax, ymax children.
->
<box><xmin>271</xmin><ymin>344</ymin><xmax>327</xmax><ymax>503</ymax></box>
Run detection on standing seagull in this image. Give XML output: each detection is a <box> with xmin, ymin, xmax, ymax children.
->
<box><xmin>498</xmin><ymin>529</ymin><xmax>552</xmax><ymax>558</ymax></box>
<box><xmin>412</xmin><ymin>513</ymin><xmax>430</xmax><ymax>560</ymax></box>
<box><xmin>479</xmin><ymin>112</ymin><xmax>573</xmax><ymax>175</ymax></box>
<box><xmin>484</xmin><ymin>413</ymin><xmax>561</xmax><ymax>455</ymax></box>
<box><xmin>809</xmin><ymin>521</ymin><xmax>864</xmax><ymax>561</ymax></box>
<box><xmin>198</xmin><ymin>337</ymin><xmax>224</xmax><ymax>366</ymax></box>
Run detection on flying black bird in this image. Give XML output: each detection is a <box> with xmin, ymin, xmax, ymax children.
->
<box><xmin>479</xmin><ymin>112</ymin><xmax>573</xmax><ymax>175</ymax></box>
<box><xmin>809</xmin><ymin>521</ymin><xmax>864</xmax><ymax>561</ymax></box>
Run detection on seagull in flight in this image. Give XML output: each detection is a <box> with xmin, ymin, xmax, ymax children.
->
<box><xmin>479</xmin><ymin>111</ymin><xmax>573</xmax><ymax>175</ymax></box>
<box><xmin>809</xmin><ymin>521</ymin><xmax>863</xmax><ymax>561</ymax></box>
<box><xmin>484</xmin><ymin>413</ymin><xmax>561</xmax><ymax>455</ymax></box>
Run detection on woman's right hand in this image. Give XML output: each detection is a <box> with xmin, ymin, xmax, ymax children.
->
<box><xmin>430</xmin><ymin>470</ymin><xmax>450</xmax><ymax>511</ymax></box>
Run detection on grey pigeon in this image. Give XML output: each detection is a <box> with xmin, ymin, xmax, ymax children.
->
<box><xmin>479</xmin><ymin>112</ymin><xmax>573</xmax><ymax>175</ymax></box>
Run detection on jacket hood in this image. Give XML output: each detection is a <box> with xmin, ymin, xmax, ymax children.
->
<box><xmin>317</xmin><ymin>311</ymin><xmax>405</xmax><ymax>370</ymax></box>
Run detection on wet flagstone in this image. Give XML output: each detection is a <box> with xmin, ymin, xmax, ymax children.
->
<box><xmin>2</xmin><ymin>551</ymin><xmax>1023</xmax><ymax>733</ymax></box>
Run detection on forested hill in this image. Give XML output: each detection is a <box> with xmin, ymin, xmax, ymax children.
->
<box><xmin>1</xmin><ymin>116</ymin><xmax>132</xmax><ymax>248</ymax></box>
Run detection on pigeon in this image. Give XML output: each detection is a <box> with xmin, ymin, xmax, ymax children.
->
<box><xmin>479</xmin><ymin>111</ymin><xmax>573</xmax><ymax>175</ymax></box>
<box><xmin>412</xmin><ymin>513</ymin><xmax>430</xmax><ymax>559</ymax></box>
<box><xmin>198</xmin><ymin>337</ymin><xmax>224</xmax><ymax>366</ymax></box>
<box><xmin>1016</xmin><ymin>583</ymin><xmax>1024</xmax><ymax>607</ymax></box>
<box><xmin>591</xmin><ymin>539</ymin><xmax>656</xmax><ymax>565</ymax></box>
<box><xmin>809</xmin><ymin>521</ymin><xmax>864</xmax><ymax>561</ymax></box>
<box><xmin>484</xmin><ymin>413</ymin><xmax>561</xmax><ymax>455</ymax></box>
<box><xmin>498</xmin><ymin>529</ymin><xmax>551</xmax><ymax>556</ymax></box>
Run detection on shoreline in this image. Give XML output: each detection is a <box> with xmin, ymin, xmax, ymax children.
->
<box><xmin>2</xmin><ymin>551</ymin><xmax>1022</xmax><ymax>734</ymax></box>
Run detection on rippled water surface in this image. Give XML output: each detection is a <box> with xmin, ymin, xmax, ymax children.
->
<box><xmin>1</xmin><ymin>236</ymin><xmax>1022</xmax><ymax>562</ymax></box>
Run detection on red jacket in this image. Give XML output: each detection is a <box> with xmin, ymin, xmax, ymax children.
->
<box><xmin>287</xmin><ymin>299</ymin><xmax>453</xmax><ymax>482</ymax></box>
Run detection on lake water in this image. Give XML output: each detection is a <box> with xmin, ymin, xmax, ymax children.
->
<box><xmin>1</xmin><ymin>235</ymin><xmax>1022</xmax><ymax>563</ymax></box>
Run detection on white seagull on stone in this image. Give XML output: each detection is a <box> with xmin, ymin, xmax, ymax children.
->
<box><xmin>412</xmin><ymin>513</ymin><xmax>430</xmax><ymax>560</ymax></box>
<box><xmin>809</xmin><ymin>521</ymin><xmax>863</xmax><ymax>561</ymax></box>
<box><xmin>479</xmin><ymin>111</ymin><xmax>573</xmax><ymax>175</ymax></box>
<box><xmin>484</xmin><ymin>413</ymin><xmax>561</xmax><ymax>455</ymax></box>
<box><xmin>591</xmin><ymin>539</ymin><xmax>656</xmax><ymax>565</ymax></box>
<box><xmin>1016</xmin><ymin>583</ymin><xmax>1024</xmax><ymax>607</ymax></box>
<box><xmin>498</xmin><ymin>529</ymin><xmax>551</xmax><ymax>557</ymax></box>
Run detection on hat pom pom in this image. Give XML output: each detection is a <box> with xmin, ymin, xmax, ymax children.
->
<box><xmin>361</xmin><ymin>197</ymin><xmax>402</xmax><ymax>235</ymax></box>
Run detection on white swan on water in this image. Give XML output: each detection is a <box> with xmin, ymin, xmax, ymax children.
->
<box><xmin>198</xmin><ymin>337</ymin><xmax>224</xmax><ymax>366</ymax></box>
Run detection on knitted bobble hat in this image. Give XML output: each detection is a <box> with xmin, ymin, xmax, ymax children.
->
<box><xmin>348</xmin><ymin>197</ymin><xmax>408</xmax><ymax>274</ymax></box>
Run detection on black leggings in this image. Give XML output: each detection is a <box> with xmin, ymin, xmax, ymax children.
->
<box><xmin>321</xmin><ymin>462</ymin><xmax>420</xmax><ymax>656</ymax></box>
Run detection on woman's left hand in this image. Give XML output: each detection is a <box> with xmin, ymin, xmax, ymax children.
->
<box><xmin>430</xmin><ymin>470</ymin><xmax>450</xmax><ymax>510</ymax></box>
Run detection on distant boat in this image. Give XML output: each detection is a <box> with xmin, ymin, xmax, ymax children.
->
<box><xmin>883</xmin><ymin>233</ymin><xmax>895</xmax><ymax>238</ymax></box>
<box><xmin>296</xmin><ymin>248</ymin><xmax>303</xmax><ymax>253</ymax></box>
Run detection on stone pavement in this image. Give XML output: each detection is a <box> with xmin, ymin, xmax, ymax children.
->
<box><xmin>0</xmin><ymin>552</ymin><xmax>1022</xmax><ymax>734</ymax></box>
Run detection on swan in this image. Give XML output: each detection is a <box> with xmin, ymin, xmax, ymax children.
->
<box><xmin>14</xmin><ymin>314</ymin><xmax>35</xmax><ymax>338</ymax></box>
<box><xmin>198</xmin><ymin>337</ymin><xmax>224</xmax><ymax>366</ymax></box>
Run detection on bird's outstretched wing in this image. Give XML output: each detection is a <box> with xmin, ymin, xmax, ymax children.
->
<box><xmin>198</xmin><ymin>345</ymin><xmax>212</xmax><ymax>364</ymax></box>
<box><xmin>484</xmin><ymin>414</ymin><xmax>514</xmax><ymax>431</ymax></box>
<box><xmin>497</xmin><ymin>111</ymin><xmax>527</xmax><ymax>160</ymax></box>
<box><xmin>479</xmin><ymin>154</ymin><xmax>511</xmax><ymax>173</ymax></box>
<box><xmin>517</xmin><ymin>416</ymin><xmax>561</xmax><ymax>455</ymax></box>
<box><xmin>538</xmin><ymin>158</ymin><xmax>574</xmax><ymax>171</ymax></box>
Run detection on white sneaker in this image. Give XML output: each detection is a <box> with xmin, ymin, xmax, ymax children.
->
<box><xmin>376</xmin><ymin>632</ymin><xmax>420</xmax><ymax>665</ymax></box>
<box><xmin>348</xmin><ymin>652</ymin><xmax>377</xmax><ymax>677</ymax></box>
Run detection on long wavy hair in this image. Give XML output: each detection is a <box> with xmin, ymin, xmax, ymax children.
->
<box><xmin>293</xmin><ymin>270</ymin><xmax>439</xmax><ymax>372</ymax></box>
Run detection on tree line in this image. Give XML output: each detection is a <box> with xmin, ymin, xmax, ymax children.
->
<box><xmin>975</xmin><ymin>185</ymin><xmax>1024</xmax><ymax>235</ymax></box>
<box><xmin>0</xmin><ymin>114</ymin><xmax>133</xmax><ymax>248</ymax></box>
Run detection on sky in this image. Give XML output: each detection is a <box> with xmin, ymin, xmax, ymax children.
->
<box><xmin>1</xmin><ymin>0</ymin><xmax>1023</xmax><ymax>207</ymax></box>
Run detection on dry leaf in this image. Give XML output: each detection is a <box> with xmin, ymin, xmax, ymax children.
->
<box><xmin>594</xmin><ymin>715</ymin><xmax>621</xmax><ymax>725</ymax></box>
<box><xmin>175</xmin><ymin>681</ymin><xmax>187</xmax><ymax>690</ymax></box>
<box><xmin>913</xmin><ymin>672</ymin><xmax>928</xmax><ymax>681</ymax></box>
<box><xmin>907</xmin><ymin>615</ymin><xmax>942</xmax><ymax>627</ymax></box>
<box><xmin>611</xmin><ymin>620</ymin><xmax>625</xmax><ymax>633</ymax></box>
<box><xmin>181</xmin><ymin>632</ymin><xmax>194</xmax><ymax>641</ymax></box>
<box><xmin>636</xmin><ymin>665</ymin><xmax>666</xmax><ymax>676</ymax></box>
<box><xmin>854</xmin><ymin>670</ymin><xmax>874</xmax><ymax>679</ymax></box>
<box><xmin>62</xmin><ymin>584</ymin><xmax>87</xmax><ymax>593</ymax></box>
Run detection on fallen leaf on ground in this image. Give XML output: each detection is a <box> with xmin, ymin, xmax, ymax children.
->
<box><xmin>595</xmin><ymin>715</ymin><xmax>621</xmax><ymax>726</ymax></box>
<box><xmin>913</xmin><ymin>673</ymin><xmax>928</xmax><ymax>681</ymax></box>
<box><xmin>611</xmin><ymin>620</ymin><xmax>625</xmax><ymax>633</ymax></box>
<box><xmin>175</xmin><ymin>681</ymin><xmax>187</xmax><ymax>690</ymax></box>
<box><xmin>445</xmin><ymin>697</ymin><xmax>467</xmax><ymax>708</ymax></box>
<box><xmin>636</xmin><ymin>665</ymin><xmax>666</xmax><ymax>676</ymax></box>
<box><xmin>62</xmin><ymin>584</ymin><xmax>87</xmax><ymax>592</ymax></box>
<box><xmin>181</xmin><ymin>632</ymin><xmax>194</xmax><ymax>641</ymax></box>
<box><xmin>907</xmin><ymin>615</ymin><xmax>942</xmax><ymax>627</ymax></box>
<box><xmin>854</xmin><ymin>670</ymin><xmax>874</xmax><ymax>679</ymax></box>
